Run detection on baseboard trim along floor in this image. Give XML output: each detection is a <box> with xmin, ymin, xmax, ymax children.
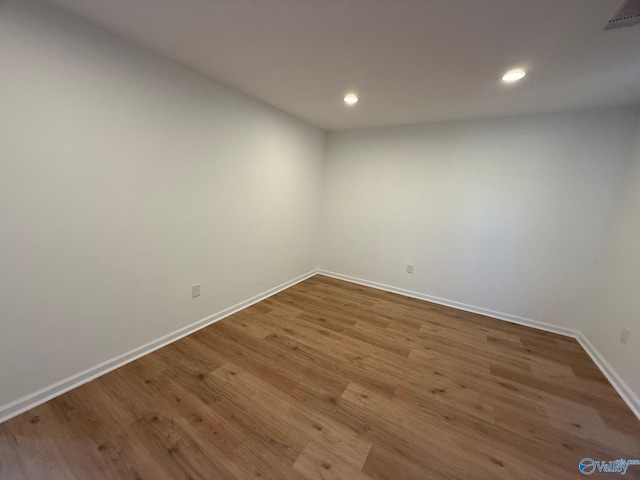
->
<box><xmin>318</xmin><ymin>270</ymin><xmax>576</xmax><ymax>337</ymax></box>
<box><xmin>2</xmin><ymin>269</ymin><xmax>638</xmax><ymax>423</ymax></box>
<box><xmin>0</xmin><ymin>269</ymin><xmax>318</xmax><ymax>424</ymax></box>
<box><xmin>575</xmin><ymin>332</ymin><xmax>640</xmax><ymax>421</ymax></box>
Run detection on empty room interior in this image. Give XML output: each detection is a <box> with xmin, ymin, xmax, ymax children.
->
<box><xmin>2</xmin><ymin>0</ymin><xmax>640</xmax><ymax>478</ymax></box>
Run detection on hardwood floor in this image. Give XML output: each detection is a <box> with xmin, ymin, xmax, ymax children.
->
<box><xmin>1</xmin><ymin>275</ymin><xmax>639</xmax><ymax>479</ymax></box>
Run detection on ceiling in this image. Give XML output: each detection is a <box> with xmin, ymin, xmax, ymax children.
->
<box><xmin>42</xmin><ymin>0</ymin><xmax>640</xmax><ymax>130</ymax></box>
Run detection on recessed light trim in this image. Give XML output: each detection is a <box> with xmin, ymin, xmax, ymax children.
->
<box><xmin>502</xmin><ymin>69</ymin><xmax>526</xmax><ymax>83</ymax></box>
<box><xmin>344</xmin><ymin>93</ymin><xmax>359</xmax><ymax>105</ymax></box>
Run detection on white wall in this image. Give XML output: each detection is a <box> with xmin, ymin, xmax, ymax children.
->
<box><xmin>321</xmin><ymin>109</ymin><xmax>639</xmax><ymax>331</ymax></box>
<box><xmin>581</xmin><ymin>117</ymin><xmax>640</xmax><ymax>399</ymax></box>
<box><xmin>1</xmin><ymin>0</ymin><xmax>639</xmax><ymax>421</ymax></box>
<box><xmin>0</xmin><ymin>0</ymin><xmax>324</xmax><ymax>409</ymax></box>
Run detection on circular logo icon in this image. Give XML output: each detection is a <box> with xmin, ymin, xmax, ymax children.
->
<box><xmin>579</xmin><ymin>458</ymin><xmax>596</xmax><ymax>475</ymax></box>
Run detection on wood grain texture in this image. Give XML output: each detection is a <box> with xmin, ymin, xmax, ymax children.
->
<box><xmin>1</xmin><ymin>274</ymin><xmax>639</xmax><ymax>479</ymax></box>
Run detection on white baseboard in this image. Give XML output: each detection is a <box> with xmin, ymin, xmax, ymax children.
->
<box><xmin>575</xmin><ymin>332</ymin><xmax>640</xmax><ymax>421</ymax></box>
<box><xmin>3</xmin><ymin>268</ymin><xmax>639</xmax><ymax>425</ymax></box>
<box><xmin>0</xmin><ymin>269</ymin><xmax>318</xmax><ymax>424</ymax></box>
<box><xmin>318</xmin><ymin>269</ymin><xmax>640</xmax><ymax>421</ymax></box>
<box><xmin>318</xmin><ymin>270</ymin><xmax>576</xmax><ymax>337</ymax></box>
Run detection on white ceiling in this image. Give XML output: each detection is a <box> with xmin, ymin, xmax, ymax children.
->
<box><xmin>42</xmin><ymin>0</ymin><xmax>640</xmax><ymax>130</ymax></box>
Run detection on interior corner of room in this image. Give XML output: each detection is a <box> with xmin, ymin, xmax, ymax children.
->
<box><xmin>1</xmin><ymin>0</ymin><xmax>640</xmax><ymax>476</ymax></box>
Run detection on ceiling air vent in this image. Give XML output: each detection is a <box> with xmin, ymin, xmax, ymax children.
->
<box><xmin>605</xmin><ymin>0</ymin><xmax>640</xmax><ymax>29</ymax></box>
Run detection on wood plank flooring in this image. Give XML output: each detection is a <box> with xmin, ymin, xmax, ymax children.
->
<box><xmin>1</xmin><ymin>275</ymin><xmax>639</xmax><ymax>479</ymax></box>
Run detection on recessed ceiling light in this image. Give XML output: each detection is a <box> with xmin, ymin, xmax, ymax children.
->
<box><xmin>502</xmin><ymin>69</ymin><xmax>526</xmax><ymax>83</ymax></box>
<box><xmin>344</xmin><ymin>93</ymin><xmax>359</xmax><ymax>105</ymax></box>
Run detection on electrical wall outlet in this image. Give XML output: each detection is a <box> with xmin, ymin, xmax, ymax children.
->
<box><xmin>620</xmin><ymin>328</ymin><xmax>630</xmax><ymax>344</ymax></box>
<box><xmin>406</xmin><ymin>264</ymin><xmax>414</xmax><ymax>274</ymax></box>
<box><xmin>192</xmin><ymin>283</ymin><xmax>201</xmax><ymax>298</ymax></box>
